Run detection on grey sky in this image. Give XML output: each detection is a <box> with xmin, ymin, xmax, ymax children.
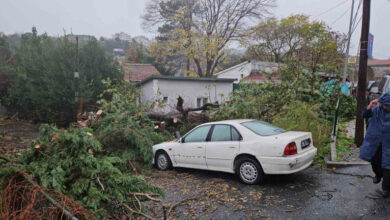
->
<box><xmin>1</xmin><ymin>0</ymin><xmax>389</xmax><ymax>59</ymax></box>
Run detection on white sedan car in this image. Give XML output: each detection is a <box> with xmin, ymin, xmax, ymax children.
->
<box><xmin>152</xmin><ymin>119</ymin><xmax>317</xmax><ymax>184</ymax></box>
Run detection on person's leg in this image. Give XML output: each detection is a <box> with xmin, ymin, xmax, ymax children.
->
<box><xmin>371</xmin><ymin>144</ymin><xmax>383</xmax><ymax>183</ymax></box>
<box><xmin>382</xmin><ymin>169</ymin><xmax>390</xmax><ymax>197</ymax></box>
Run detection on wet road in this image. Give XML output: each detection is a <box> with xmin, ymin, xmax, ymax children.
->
<box><xmin>146</xmin><ymin>164</ymin><xmax>390</xmax><ymax>219</ymax></box>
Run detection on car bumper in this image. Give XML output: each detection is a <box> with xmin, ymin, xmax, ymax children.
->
<box><xmin>258</xmin><ymin>147</ymin><xmax>317</xmax><ymax>174</ymax></box>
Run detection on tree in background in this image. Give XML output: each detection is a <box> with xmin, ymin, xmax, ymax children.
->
<box><xmin>245</xmin><ymin>15</ymin><xmax>346</xmax><ymax>92</ymax></box>
<box><xmin>143</xmin><ymin>0</ymin><xmax>274</xmax><ymax>77</ymax></box>
<box><xmin>127</xmin><ymin>39</ymin><xmax>153</xmax><ymax>64</ymax></box>
<box><xmin>0</xmin><ymin>33</ymin><xmax>11</xmax><ymax>100</ymax></box>
<box><xmin>3</xmin><ymin>28</ymin><xmax>122</xmax><ymax>125</ymax></box>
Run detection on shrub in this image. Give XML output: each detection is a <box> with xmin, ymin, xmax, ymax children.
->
<box><xmin>94</xmin><ymin>113</ymin><xmax>168</xmax><ymax>164</ymax></box>
<box><xmin>272</xmin><ymin>101</ymin><xmax>332</xmax><ymax>161</ymax></box>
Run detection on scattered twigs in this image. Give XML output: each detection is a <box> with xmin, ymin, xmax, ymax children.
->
<box><xmin>0</xmin><ymin>155</ymin><xmax>10</xmax><ymax>162</ymax></box>
<box><xmin>285</xmin><ymin>207</ymin><xmax>302</xmax><ymax>212</ymax></box>
<box><xmin>1</xmin><ymin>172</ymin><xmax>94</xmax><ymax>219</ymax></box>
<box><xmin>128</xmin><ymin>160</ymin><xmax>138</xmax><ymax>175</ymax></box>
<box><xmin>366</xmin><ymin>195</ymin><xmax>381</xmax><ymax>199</ymax></box>
<box><xmin>166</xmin><ymin>197</ymin><xmax>199</xmax><ymax>216</ymax></box>
<box><xmin>123</xmin><ymin>203</ymin><xmax>155</xmax><ymax>220</ymax></box>
<box><xmin>130</xmin><ymin>192</ymin><xmax>162</xmax><ymax>202</ymax></box>
<box><xmin>97</xmin><ymin>177</ymin><xmax>105</xmax><ymax>191</ymax></box>
<box><xmin>331</xmin><ymin>170</ymin><xmax>373</xmax><ymax>179</ymax></box>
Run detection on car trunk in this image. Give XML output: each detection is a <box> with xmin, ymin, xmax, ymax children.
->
<box><xmin>275</xmin><ymin>131</ymin><xmax>313</xmax><ymax>153</ymax></box>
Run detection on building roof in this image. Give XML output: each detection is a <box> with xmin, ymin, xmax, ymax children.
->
<box><xmin>243</xmin><ymin>74</ymin><xmax>279</xmax><ymax>80</ymax></box>
<box><xmin>139</xmin><ymin>75</ymin><xmax>236</xmax><ymax>85</ymax></box>
<box><xmin>368</xmin><ymin>59</ymin><xmax>390</xmax><ymax>66</ymax></box>
<box><xmin>215</xmin><ymin>61</ymin><xmax>250</xmax><ymax>76</ymax></box>
<box><xmin>123</xmin><ymin>63</ymin><xmax>161</xmax><ymax>82</ymax></box>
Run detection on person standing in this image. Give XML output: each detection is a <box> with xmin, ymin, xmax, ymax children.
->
<box><xmin>359</xmin><ymin>92</ymin><xmax>390</xmax><ymax>197</ymax></box>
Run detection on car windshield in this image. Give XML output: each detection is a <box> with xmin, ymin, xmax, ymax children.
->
<box><xmin>241</xmin><ymin>120</ymin><xmax>286</xmax><ymax>136</ymax></box>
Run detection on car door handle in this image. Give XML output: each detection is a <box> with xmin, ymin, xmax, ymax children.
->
<box><xmin>229</xmin><ymin>146</ymin><xmax>236</xmax><ymax>149</ymax></box>
<box><xmin>197</xmin><ymin>146</ymin><xmax>203</xmax><ymax>149</ymax></box>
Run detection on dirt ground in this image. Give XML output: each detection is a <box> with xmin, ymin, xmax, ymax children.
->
<box><xmin>0</xmin><ymin>116</ymin><xmax>39</xmax><ymax>155</ymax></box>
<box><xmin>144</xmin><ymin>165</ymin><xmax>390</xmax><ymax>220</ymax></box>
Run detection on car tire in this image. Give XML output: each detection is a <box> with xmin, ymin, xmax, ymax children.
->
<box><xmin>155</xmin><ymin>151</ymin><xmax>172</xmax><ymax>171</ymax></box>
<box><xmin>236</xmin><ymin>157</ymin><xmax>264</xmax><ymax>185</ymax></box>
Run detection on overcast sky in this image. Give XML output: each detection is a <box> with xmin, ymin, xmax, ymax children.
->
<box><xmin>1</xmin><ymin>0</ymin><xmax>389</xmax><ymax>59</ymax></box>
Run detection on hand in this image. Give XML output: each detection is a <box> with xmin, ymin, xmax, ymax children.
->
<box><xmin>367</xmin><ymin>99</ymin><xmax>379</xmax><ymax>109</ymax></box>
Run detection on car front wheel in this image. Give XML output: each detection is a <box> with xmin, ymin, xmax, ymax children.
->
<box><xmin>156</xmin><ymin>151</ymin><xmax>172</xmax><ymax>171</ymax></box>
<box><xmin>236</xmin><ymin>158</ymin><xmax>264</xmax><ymax>184</ymax></box>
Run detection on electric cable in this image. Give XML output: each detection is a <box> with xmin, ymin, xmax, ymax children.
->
<box><xmin>331</xmin><ymin>7</ymin><xmax>351</xmax><ymax>25</ymax></box>
<box><xmin>313</xmin><ymin>0</ymin><xmax>349</xmax><ymax>19</ymax></box>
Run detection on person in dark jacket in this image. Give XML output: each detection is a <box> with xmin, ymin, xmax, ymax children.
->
<box><xmin>360</xmin><ymin>92</ymin><xmax>390</xmax><ymax>197</ymax></box>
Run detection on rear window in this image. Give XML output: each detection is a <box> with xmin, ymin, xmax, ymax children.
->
<box><xmin>378</xmin><ymin>77</ymin><xmax>387</xmax><ymax>92</ymax></box>
<box><xmin>241</xmin><ymin>120</ymin><xmax>286</xmax><ymax>136</ymax></box>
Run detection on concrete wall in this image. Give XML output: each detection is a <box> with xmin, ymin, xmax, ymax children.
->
<box><xmin>141</xmin><ymin>79</ymin><xmax>233</xmax><ymax>112</ymax></box>
<box><xmin>216</xmin><ymin>61</ymin><xmax>281</xmax><ymax>83</ymax></box>
<box><xmin>371</xmin><ymin>66</ymin><xmax>390</xmax><ymax>81</ymax></box>
<box><xmin>216</xmin><ymin>62</ymin><xmax>251</xmax><ymax>83</ymax></box>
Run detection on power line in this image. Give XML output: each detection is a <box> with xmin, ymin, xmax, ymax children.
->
<box><xmin>331</xmin><ymin>7</ymin><xmax>351</xmax><ymax>25</ymax></box>
<box><xmin>352</xmin><ymin>15</ymin><xmax>362</xmax><ymax>34</ymax></box>
<box><xmin>352</xmin><ymin>0</ymin><xmax>363</xmax><ymax>26</ymax></box>
<box><xmin>313</xmin><ymin>0</ymin><xmax>350</xmax><ymax>19</ymax></box>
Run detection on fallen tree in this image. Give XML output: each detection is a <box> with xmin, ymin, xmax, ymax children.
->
<box><xmin>146</xmin><ymin>95</ymin><xmax>218</xmax><ymax>135</ymax></box>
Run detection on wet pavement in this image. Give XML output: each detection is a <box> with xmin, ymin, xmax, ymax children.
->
<box><xmin>146</xmin><ymin>164</ymin><xmax>390</xmax><ymax>219</ymax></box>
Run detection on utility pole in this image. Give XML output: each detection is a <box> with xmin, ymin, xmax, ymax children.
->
<box><xmin>330</xmin><ymin>0</ymin><xmax>355</xmax><ymax>161</ymax></box>
<box><xmin>355</xmin><ymin>0</ymin><xmax>371</xmax><ymax>146</ymax></box>
<box><xmin>342</xmin><ymin>0</ymin><xmax>355</xmax><ymax>84</ymax></box>
<box><xmin>74</xmin><ymin>36</ymin><xmax>80</xmax><ymax>121</ymax></box>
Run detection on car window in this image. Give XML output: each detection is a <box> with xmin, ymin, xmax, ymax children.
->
<box><xmin>184</xmin><ymin>125</ymin><xmax>211</xmax><ymax>143</ymax></box>
<box><xmin>231</xmin><ymin>127</ymin><xmax>240</xmax><ymax>141</ymax></box>
<box><xmin>378</xmin><ymin>77</ymin><xmax>387</xmax><ymax>92</ymax></box>
<box><xmin>241</xmin><ymin>120</ymin><xmax>286</xmax><ymax>136</ymax></box>
<box><xmin>211</xmin><ymin>125</ymin><xmax>231</xmax><ymax>141</ymax></box>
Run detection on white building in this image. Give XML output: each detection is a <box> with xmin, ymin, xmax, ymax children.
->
<box><xmin>215</xmin><ymin>60</ymin><xmax>281</xmax><ymax>83</ymax></box>
<box><xmin>139</xmin><ymin>75</ymin><xmax>235</xmax><ymax>112</ymax></box>
<box><xmin>113</xmin><ymin>32</ymin><xmax>131</xmax><ymax>41</ymax></box>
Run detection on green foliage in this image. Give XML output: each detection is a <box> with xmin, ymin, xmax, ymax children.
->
<box><xmin>211</xmin><ymin>82</ymin><xmax>288</xmax><ymax>122</ymax></box>
<box><xmin>209</xmin><ymin>71</ymin><xmax>348</xmax><ymax>163</ymax></box>
<box><xmin>94</xmin><ymin>113</ymin><xmax>167</xmax><ymax>164</ymax></box>
<box><xmin>96</xmin><ymin>80</ymin><xmax>171</xmax><ymax>164</ymax></box>
<box><xmin>272</xmin><ymin>101</ymin><xmax>332</xmax><ymax>161</ymax></box>
<box><xmin>97</xmin><ymin>79</ymin><xmax>145</xmax><ymax>114</ymax></box>
<box><xmin>338</xmin><ymin>95</ymin><xmax>357</xmax><ymax>122</ymax></box>
<box><xmin>0</xmin><ymin>124</ymin><xmax>164</xmax><ymax>218</ymax></box>
<box><xmin>3</xmin><ymin>28</ymin><xmax>122</xmax><ymax>125</ymax></box>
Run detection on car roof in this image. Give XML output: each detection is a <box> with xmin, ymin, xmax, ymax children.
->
<box><xmin>202</xmin><ymin>119</ymin><xmax>255</xmax><ymax>126</ymax></box>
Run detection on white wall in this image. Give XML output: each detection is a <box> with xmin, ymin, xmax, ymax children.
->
<box><xmin>216</xmin><ymin>62</ymin><xmax>251</xmax><ymax>83</ymax></box>
<box><xmin>141</xmin><ymin>79</ymin><xmax>233</xmax><ymax>112</ymax></box>
<box><xmin>216</xmin><ymin>61</ymin><xmax>281</xmax><ymax>84</ymax></box>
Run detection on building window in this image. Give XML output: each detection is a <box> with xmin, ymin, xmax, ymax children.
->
<box><xmin>163</xmin><ymin>96</ymin><xmax>168</xmax><ymax>103</ymax></box>
<box><xmin>197</xmin><ymin>97</ymin><xmax>209</xmax><ymax>108</ymax></box>
<box><xmin>197</xmin><ymin>98</ymin><xmax>202</xmax><ymax>108</ymax></box>
<box><xmin>241</xmin><ymin>74</ymin><xmax>244</xmax><ymax>79</ymax></box>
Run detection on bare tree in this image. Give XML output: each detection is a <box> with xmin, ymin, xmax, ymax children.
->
<box><xmin>143</xmin><ymin>0</ymin><xmax>274</xmax><ymax>77</ymax></box>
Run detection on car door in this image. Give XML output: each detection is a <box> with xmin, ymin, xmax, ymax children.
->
<box><xmin>174</xmin><ymin>125</ymin><xmax>211</xmax><ymax>169</ymax></box>
<box><xmin>205</xmin><ymin>125</ymin><xmax>241</xmax><ymax>172</ymax></box>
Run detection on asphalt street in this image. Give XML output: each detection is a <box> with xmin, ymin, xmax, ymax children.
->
<box><xmin>147</xmin><ymin>164</ymin><xmax>390</xmax><ymax>219</ymax></box>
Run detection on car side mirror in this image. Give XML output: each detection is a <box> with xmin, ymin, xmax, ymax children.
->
<box><xmin>371</xmin><ymin>87</ymin><xmax>379</xmax><ymax>93</ymax></box>
<box><xmin>179</xmin><ymin>137</ymin><xmax>185</xmax><ymax>143</ymax></box>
